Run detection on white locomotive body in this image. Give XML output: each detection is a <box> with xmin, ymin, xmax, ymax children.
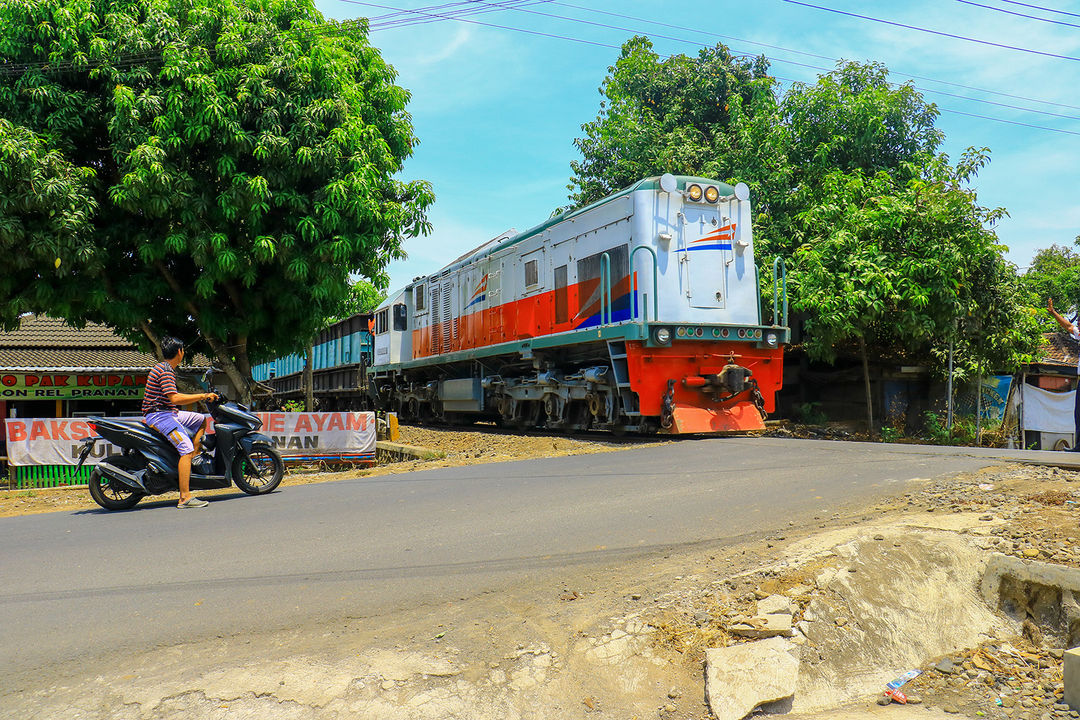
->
<box><xmin>369</xmin><ymin>175</ymin><xmax>789</xmax><ymax>434</ymax></box>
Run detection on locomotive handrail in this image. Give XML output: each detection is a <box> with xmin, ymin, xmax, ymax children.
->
<box><xmin>630</xmin><ymin>245</ymin><xmax>658</xmax><ymax>324</ymax></box>
<box><xmin>600</xmin><ymin>252</ymin><xmax>613</xmax><ymax>325</ymax></box>
<box><xmin>772</xmin><ymin>256</ymin><xmax>788</xmax><ymax>328</ymax></box>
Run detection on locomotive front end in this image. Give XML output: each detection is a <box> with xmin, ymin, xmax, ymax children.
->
<box><xmin>626</xmin><ymin>336</ymin><xmax>785</xmax><ymax>434</ymax></box>
<box><xmin>625</xmin><ymin>175</ymin><xmax>788</xmax><ymax>434</ymax></box>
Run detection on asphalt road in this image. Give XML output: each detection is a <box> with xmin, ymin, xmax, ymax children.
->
<box><xmin>0</xmin><ymin>437</ymin><xmax>1048</xmax><ymax>687</ymax></box>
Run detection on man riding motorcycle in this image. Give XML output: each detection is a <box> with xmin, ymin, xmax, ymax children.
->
<box><xmin>142</xmin><ymin>336</ymin><xmax>219</xmax><ymax>508</ymax></box>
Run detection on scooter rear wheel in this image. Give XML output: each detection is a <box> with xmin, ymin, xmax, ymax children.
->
<box><xmin>87</xmin><ymin>466</ymin><xmax>143</xmax><ymax>511</ymax></box>
<box><xmin>233</xmin><ymin>448</ymin><xmax>284</xmax><ymax>495</ymax></box>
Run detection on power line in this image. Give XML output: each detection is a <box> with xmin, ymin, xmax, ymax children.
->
<box><xmin>454</xmin><ymin>0</ymin><xmax>1080</xmax><ymax>124</ymax></box>
<box><xmin>550</xmin><ymin>1</ymin><xmax>837</xmax><ymax>63</ymax></box>
<box><xmin>548</xmin><ymin>1</ymin><xmax>1080</xmax><ymax>113</ymax></box>
<box><xmin>782</xmin><ymin>0</ymin><xmax>1080</xmax><ymax>63</ymax></box>
<box><xmin>954</xmin><ymin>0</ymin><xmax>1080</xmax><ymax>28</ymax></box>
<box><xmin>358</xmin><ymin>0</ymin><xmax>1080</xmax><ymax>139</ymax></box>
<box><xmin>943</xmin><ymin>108</ymin><xmax>1080</xmax><ymax>135</ymax></box>
<box><xmin>998</xmin><ymin>0</ymin><xmax>1080</xmax><ymax>19</ymax></box>
<box><xmin>369</xmin><ymin>0</ymin><xmax>548</xmax><ymax>31</ymax></box>
<box><xmin>6</xmin><ymin>0</ymin><xmax>1080</xmax><ymax>138</ymax></box>
<box><xmin>340</xmin><ymin>0</ymin><xmax>620</xmax><ymax>49</ymax></box>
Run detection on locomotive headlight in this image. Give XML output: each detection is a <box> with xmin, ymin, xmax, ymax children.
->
<box><xmin>686</xmin><ymin>183</ymin><xmax>703</xmax><ymax>202</ymax></box>
<box><xmin>704</xmin><ymin>185</ymin><xmax>720</xmax><ymax>203</ymax></box>
<box><xmin>765</xmin><ymin>332</ymin><xmax>779</xmax><ymax>347</ymax></box>
<box><xmin>653</xmin><ymin>327</ymin><xmax>672</xmax><ymax>345</ymax></box>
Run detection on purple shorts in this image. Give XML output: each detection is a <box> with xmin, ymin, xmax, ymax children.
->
<box><xmin>145</xmin><ymin>411</ymin><xmax>208</xmax><ymax>455</ymax></box>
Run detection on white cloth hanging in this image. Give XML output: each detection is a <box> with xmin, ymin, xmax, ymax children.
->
<box><xmin>1021</xmin><ymin>385</ymin><xmax>1075</xmax><ymax>433</ymax></box>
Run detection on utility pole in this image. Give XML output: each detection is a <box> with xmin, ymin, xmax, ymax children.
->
<box><xmin>975</xmin><ymin>373</ymin><xmax>983</xmax><ymax>445</ymax></box>
<box><xmin>946</xmin><ymin>340</ymin><xmax>954</xmax><ymax>435</ymax></box>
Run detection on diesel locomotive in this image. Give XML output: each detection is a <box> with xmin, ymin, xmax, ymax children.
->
<box><xmin>363</xmin><ymin>174</ymin><xmax>789</xmax><ymax>434</ymax></box>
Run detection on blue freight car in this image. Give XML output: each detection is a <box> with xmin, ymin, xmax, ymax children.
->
<box><xmin>253</xmin><ymin>313</ymin><xmax>375</xmax><ymax>410</ymax></box>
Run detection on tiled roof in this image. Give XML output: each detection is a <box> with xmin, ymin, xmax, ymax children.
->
<box><xmin>0</xmin><ymin>348</ymin><xmax>159</xmax><ymax>369</ymax></box>
<box><xmin>0</xmin><ymin>315</ymin><xmax>135</xmax><ymax>348</ymax></box>
<box><xmin>1040</xmin><ymin>331</ymin><xmax>1080</xmax><ymax>367</ymax></box>
<box><xmin>0</xmin><ymin>315</ymin><xmax>212</xmax><ymax>369</ymax></box>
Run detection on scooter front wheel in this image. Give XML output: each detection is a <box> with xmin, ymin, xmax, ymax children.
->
<box><xmin>233</xmin><ymin>448</ymin><xmax>284</xmax><ymax>495</ymax></box>
<box><xmin>87</xmin><ymin>466</ymin><xmax>143</xmax><ymax>511</ymax></box>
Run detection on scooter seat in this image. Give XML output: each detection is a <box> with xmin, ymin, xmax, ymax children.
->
<box><xmin>112</xmin><ymin>418</ymin><xmax>186</xmax><ymax>447</ymax></box>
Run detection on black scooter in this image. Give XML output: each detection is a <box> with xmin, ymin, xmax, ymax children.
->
<box><xmin>77</xmin><ymin>371</ymin><xmax>284</xmax><ymax>510</ymax></box>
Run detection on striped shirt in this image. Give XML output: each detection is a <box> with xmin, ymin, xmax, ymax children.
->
<box><xmin>142</xmin><ymin>361</ymin><xmax>179</xmax><ymax>415</ymax></box>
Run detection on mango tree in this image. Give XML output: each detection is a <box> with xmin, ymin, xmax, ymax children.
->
<box><xmin>0</xmin><ymin>0</ymin><xmax>432</xmax><ymax>399</ymax></box>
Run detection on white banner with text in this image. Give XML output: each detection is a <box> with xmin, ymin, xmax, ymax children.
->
<box><xmin>3</xmin><ymin>412</ymin><xmax>376</xmax><ymax>466</ymax></box>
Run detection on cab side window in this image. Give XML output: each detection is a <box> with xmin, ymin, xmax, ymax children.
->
<box><xmin>393</xmin><ymin>303</ymin><xmax>408</xmax><ymax>331</ymax></box>
<box><xmin>375</xmin><ymin>309</ymin><xmax>388</xmax><ymax>334</ymax></box>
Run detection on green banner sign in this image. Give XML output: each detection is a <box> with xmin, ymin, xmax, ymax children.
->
<box><xmin>0</xmin><ymin>372</ymin><xmax>147</xmax><ymax>400</ymax></box>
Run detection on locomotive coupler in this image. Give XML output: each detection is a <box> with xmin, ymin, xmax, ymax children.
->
<box><xmin>680</xmin><ymin>355</ymin><xmax>757</xmax><ymax>404</ymax></box>
<box><xmin>718</xmin><ymin>359</ymin><xmax>753</xmax><ymax>396</ymax></box>
<box><xmin>660</xmin><ymin>379</ymin><xmax>676</xmax><ymax>429</ymax></box>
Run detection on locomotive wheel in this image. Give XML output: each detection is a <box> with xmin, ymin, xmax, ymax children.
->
<box><xmin>514</xmin><ymin>401</ymin><xmax>542</xmax><ymax>430</ymax></box>
<box><xmin>544</xmin><ymin>394</ymin><xmax>559</xmax><ymax>421</ymax></box>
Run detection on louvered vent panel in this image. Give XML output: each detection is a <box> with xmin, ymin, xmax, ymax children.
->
<box><xmin>441</xmin><ymin>283</ymin><xmax>452</xmax><ymax>353</ymax></box>
<box><xmin>430</xmin><ymin>285</ymin><xmax>440</xmax><ymax>354</ymax></box>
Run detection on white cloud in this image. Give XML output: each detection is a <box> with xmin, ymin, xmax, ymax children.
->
<box><xmin>412</xmin><ymin>25</ymin><xmax>474</xmax><ymax>66</ymax></box>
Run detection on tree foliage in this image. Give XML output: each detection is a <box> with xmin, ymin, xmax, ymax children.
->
<box><xmin>1020</xmin><ymin>240</ymin><xmax>1080</xmax><ymax>327</ymax></box>
<box><xmin>0</xmin><ymin>0</ymin><xmax>432</xmax><ymax>396</ymax></box>
<box><xmin>334</xmin><ymin>278</ymin><xmax>385</xmax><ymax>320</ymax></box>
<box><xmin>0</xmin><ymin>118</ymin><xmax>97</xmax><ymax>326</ymax></box>
<box><xmin>569</xmin><ymin>37</ymin><xmax>1038</xmax><ymax>384</ymax></box>
<box><xmin>791</xmin><ymin>151</ymin><xmax>1038</xmax><ymax>377</ymax></box>
<box><xmin>569</xmin><ymin>37</ymin><xmax>773</xmax><ymax>207</ymax></box>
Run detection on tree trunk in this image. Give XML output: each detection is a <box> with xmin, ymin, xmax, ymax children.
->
<box><xmin>304</xmin><ymin>343</ymin><xmax>314</xmax><ymax>412</ymax></box>
<box><xmin>204</xmin><ymin>335</ymin><xmax>252</xmax><ymax>405</ymax></box>
<box><xmin>860</xmin><ymin>336</ymin><xmax>874</xmax><ymax>434</ymax></box>
<box><xmin>138</xmin><ymin>320</ymin><xmax>163</xmax><ymax>361</ymax></box>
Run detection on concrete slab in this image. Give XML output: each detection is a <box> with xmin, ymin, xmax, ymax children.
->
<box><xmin>980</xmin><ymin>553</ymin><xmax>1080</xmax><ymax>608</ymax></box>
<box><xmin>1065</xmin><ymin>648</ymin><xmax>1080</xmax><ymax>710</ymax></box>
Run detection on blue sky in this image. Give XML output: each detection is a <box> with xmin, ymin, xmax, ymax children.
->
<box><xmin>314</xmin><ymin>0</ymin><xmax>1080</xmax><ymax>293</ymax></box>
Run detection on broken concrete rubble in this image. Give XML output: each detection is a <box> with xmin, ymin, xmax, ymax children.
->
<box><xmin>757</xmin><ymin>594</ymin><xmax>794</xmax><ymax>615</ymax></box>
<box><xmin>981</xmin><ymin>553</ymin><xmax>1080</xmax><ymax>648</ymax></box>
<box><xmin>729</xmin><ymin>612</ymin><xmax>794</xmax><ymax>639</ymax></box>
<box><xmin>704</xmin><ymin>637</ymin><xmax>799</xmax><ymax>720</ymax></box>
